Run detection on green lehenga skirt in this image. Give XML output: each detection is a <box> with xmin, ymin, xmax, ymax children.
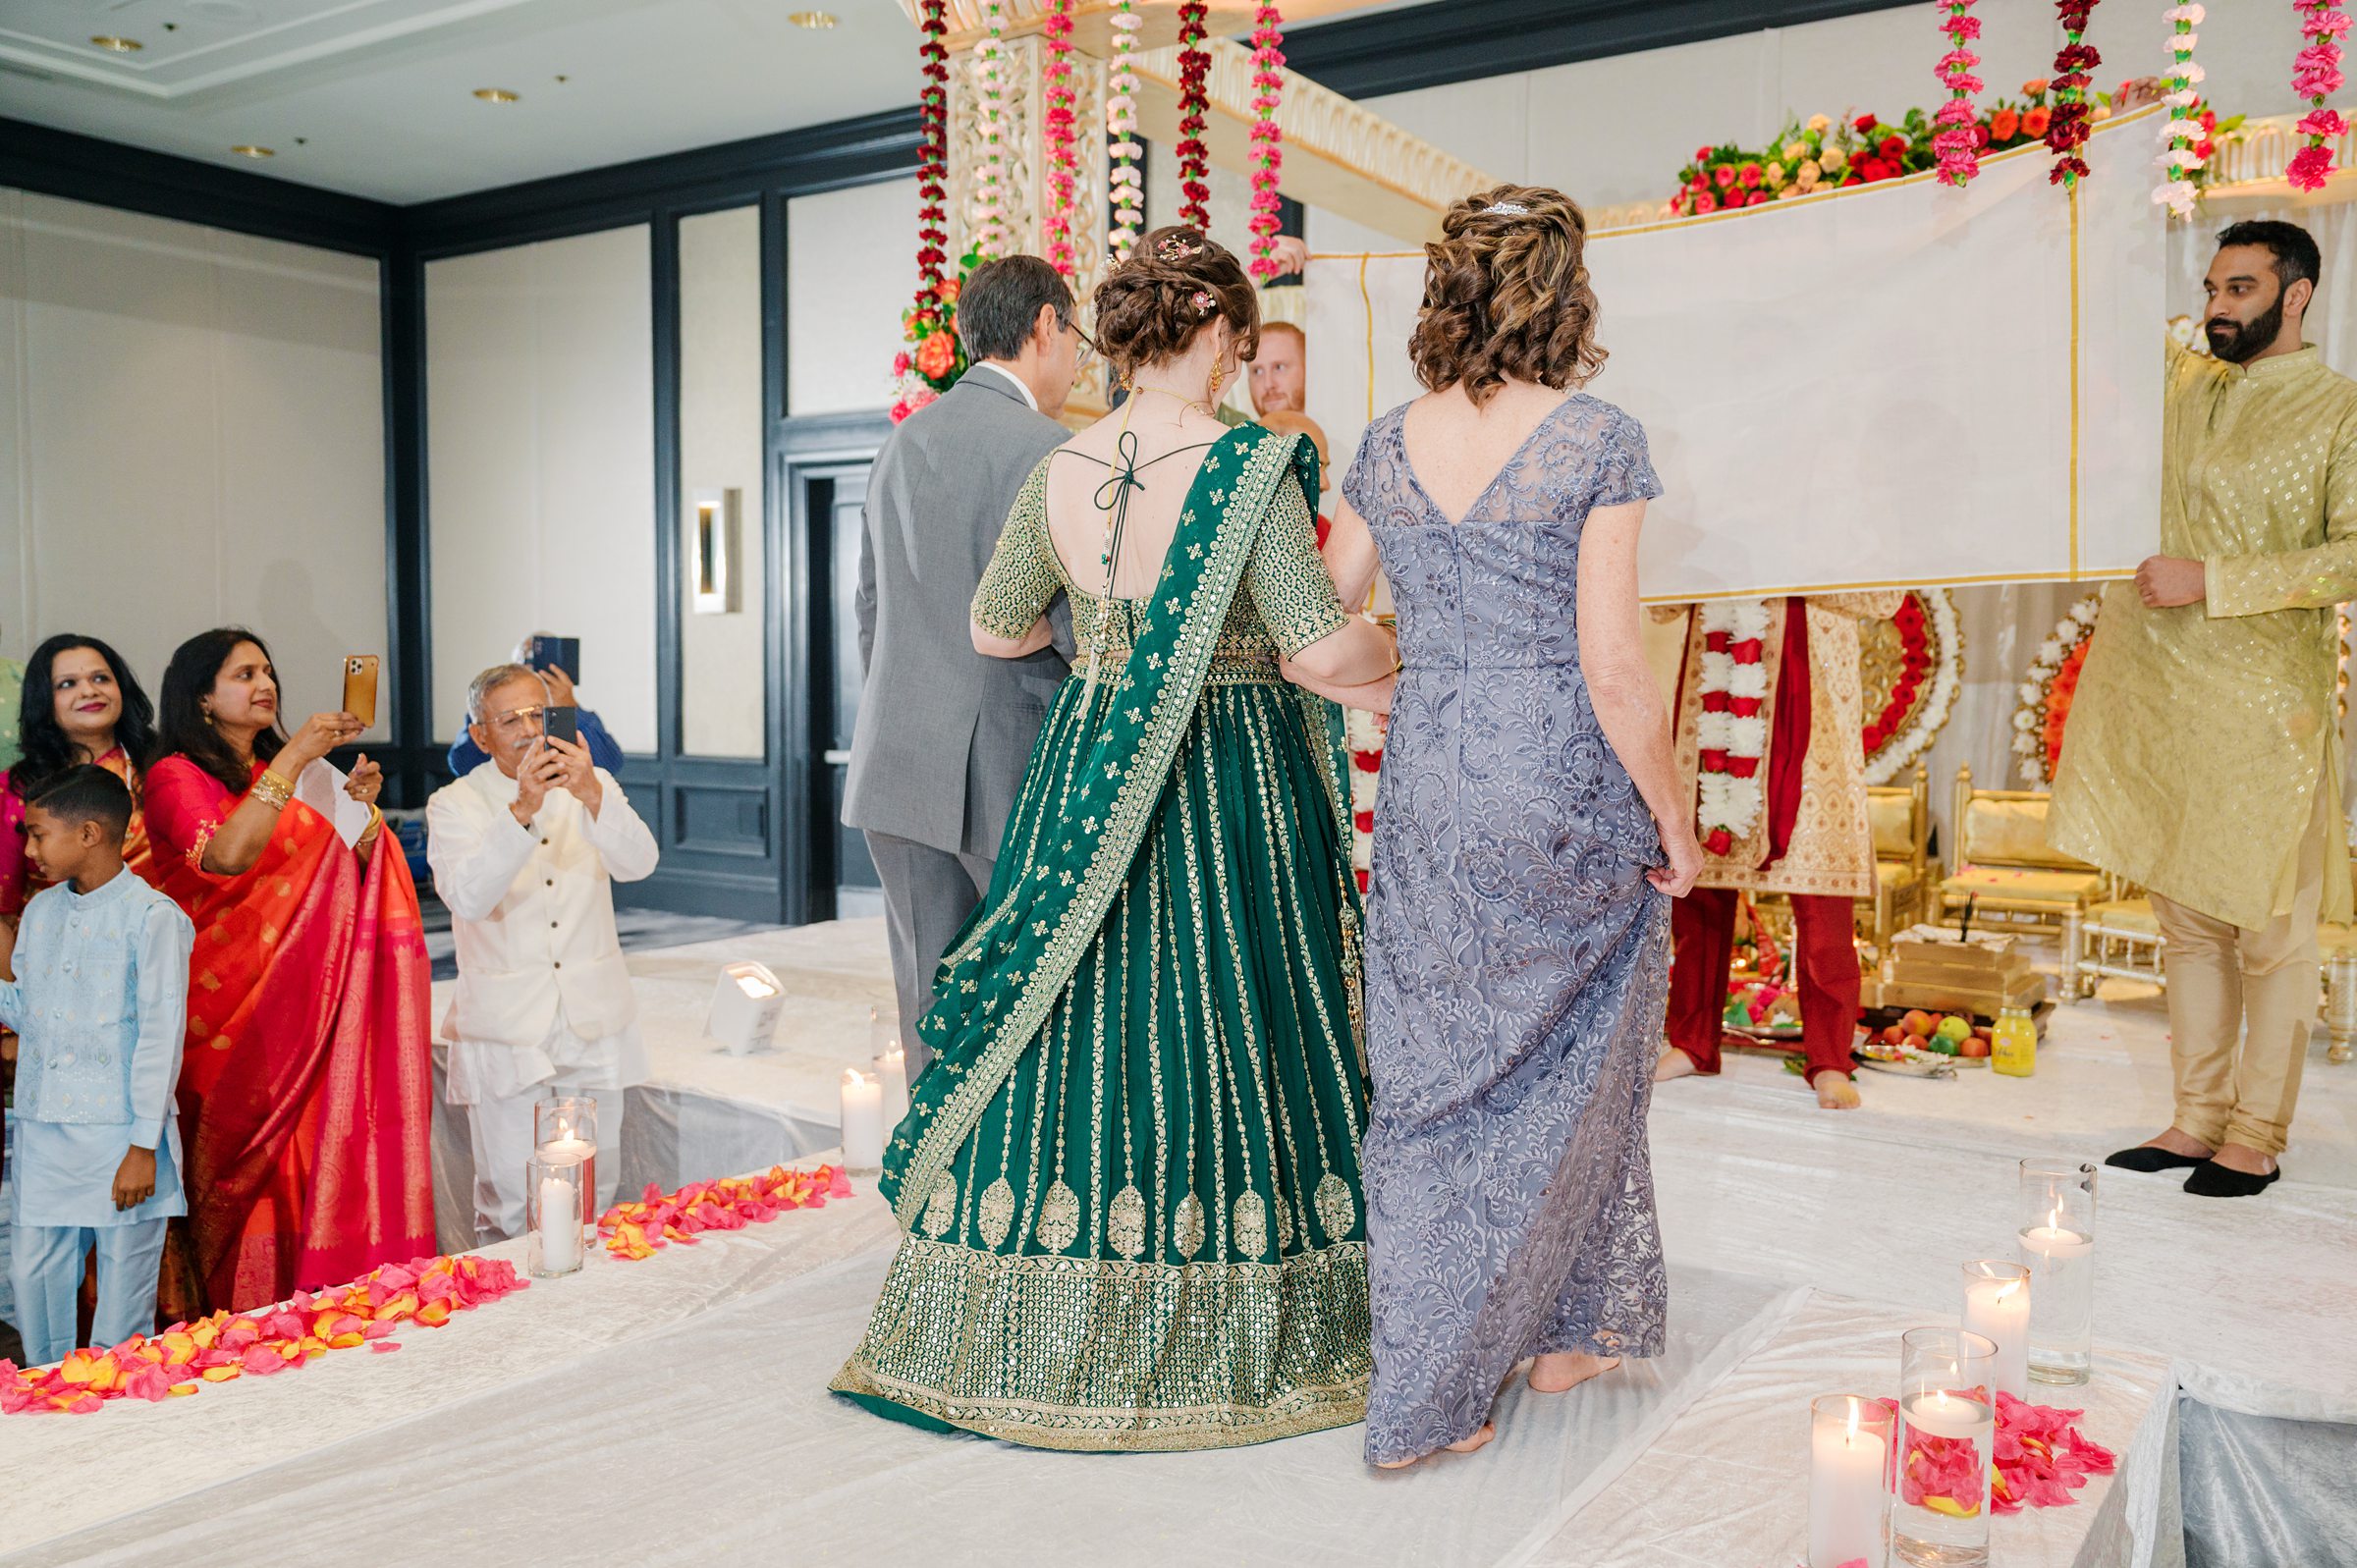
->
<box><xmin>830</xmin><ymin>662</ymin><xmax>1373</xmax><ymax>1451</ymax></box>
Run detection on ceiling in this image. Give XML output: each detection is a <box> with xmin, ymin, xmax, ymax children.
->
<box><xmin>0</xmin><ymin>0</ymin><xmax>1432</xmax><ymax>204</ymax></box>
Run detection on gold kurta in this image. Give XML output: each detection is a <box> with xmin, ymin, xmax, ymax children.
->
<box><xmin>1663</xmin><ymin>592</ymin><xmax>1905</xmax><ymax>900</ymax></box>
<box><xmin>2050</xmin><ymin>342</ymin><xmax>2357</xmax><ymax>930</ymax></box>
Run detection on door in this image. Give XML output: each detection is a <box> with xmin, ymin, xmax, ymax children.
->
<box><xmin>812</xmin><ymin>464</ymin><xmax>883</xmax><ymax>917</ymax></box>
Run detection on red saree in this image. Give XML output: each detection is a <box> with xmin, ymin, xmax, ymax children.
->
<box><xmin>0</xmin><ymin>745</ymin><xmax>155</xmax><ymax>918</ymax></box>
<box><xmin>144</xmin><ymin>756</ymin><xmax>434</xmax><ymax>1312</ymax></box>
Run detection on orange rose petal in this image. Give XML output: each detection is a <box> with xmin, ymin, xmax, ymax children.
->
<box><xmin>199</xmin><ymin>1365</ymin><xmax>242</xmax><ymax>1382</ymax></box>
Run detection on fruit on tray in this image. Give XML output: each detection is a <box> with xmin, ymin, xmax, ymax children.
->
<box><xmin>1872</xmin><ymin>1010</ymin><xmax>1996</xmax><ymax>1063</ymax></box>
<box><xmin>1958</xmin><ymin>1035</ymin><xmax>1992</xmax><ymax>1058</ymax></box>
<box><xmin>1934</xmin><ymin>1014</ymin><xmax>1973</xmax><ymax>1045</ymax></box>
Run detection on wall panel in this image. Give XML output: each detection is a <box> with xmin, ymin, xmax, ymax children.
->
<box><xmin>787</xmin><ymin>179</ymin><xmax>918</xmax><ymax>417</ymax></box>
<box><xmin>678</xmin><ymin>203</ymin><xmax>766</xmax><ymax>759</ymax></box>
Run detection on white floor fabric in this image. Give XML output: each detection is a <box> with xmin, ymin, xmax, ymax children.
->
<box><xmin>5</xmin><ymin>922</ymin><xmax>2352</xmax><ymax>1567</ymax></box>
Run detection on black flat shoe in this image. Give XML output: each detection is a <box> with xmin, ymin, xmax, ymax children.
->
<box><xmin>2183</xmin><ymin>1162</ymin><xmax>2281</xmax><ymax>1197</ymax></box>
<box><xmin>2105</xmin><ymin>1146</ymin><xmax>2208</xmax><ymax>1173</ymax></box>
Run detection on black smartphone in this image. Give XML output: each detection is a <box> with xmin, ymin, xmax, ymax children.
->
<box><xmin>544</xmin><ymin>705</ymin><xmax>579</xmax><ymax>748</ymax></box>
<box><xmin>526</xmin><ymin>635</ymin><xmax>580</xmax><ymax>683</ymax></box>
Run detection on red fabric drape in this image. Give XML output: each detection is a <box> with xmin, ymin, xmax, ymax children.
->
<box><xmin>1763</xmin><ymin>598</ymin><xmax>1812</xmax><ymax>867</ymax></box>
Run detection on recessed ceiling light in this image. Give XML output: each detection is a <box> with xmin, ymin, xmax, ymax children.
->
<box><xmin>231</xmin><ymin>145</ymin><xmax>275</xmax><ymax>159</ymax></box>
<box><xmin>472</xmin><ymin>86</ymin><xmax>520</xmax><ymax>103</ymax></box>
<box><xmin>89</xmin><ymin>35</ymin><xmax>142</xmax><ymax>53</ymax></box>
<box><xmin>788</xmin><ymin>11</ymin><xmax>838</xmax><ymax>28</ymax></box>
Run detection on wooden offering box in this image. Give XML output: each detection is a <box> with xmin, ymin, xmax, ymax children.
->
<box><xmin>1870</xmin><ymin>926</ymin><xmax>2049</xmax><ymax>1018</ymax></box>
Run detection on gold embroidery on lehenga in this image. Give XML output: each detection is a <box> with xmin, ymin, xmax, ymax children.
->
<box><xmin>920</xmin><ymin>1174</ymin><xmax>958</xmax><ymax>1239</ymax></box>
<box><xmin>1175</xmin><ymin>1192</ymin><xmax>1207</xmax><ymax>1259</ymax></box>
<box><xmin>1035</xmin><ymin>1179</ymin><xmax>1081</xmax><ymax>1253</ymax></box>
<box><xmin>1275</xmin><ymin>1194</ymin><xmax>1295</xmax><ymax>1251</ymax></box>
<box><xmin>1315</xmin><ymin>1171</ymin><xmax>1357</xmax><ymax>1242</ymax></box>
<box><xmin>1108</xmin><ymin>1184</ymin><xmax>1147</xmax><ymax>1260</ymax></box>
<box><xmin>1233</xmin><ymin>1192</ymin><xmax>1269</xmax><ymax>1261</ymax></box>
<box><xmin>978</xmin><ymin>1177</ymin><xmax>1016</xmax><ymax>1247</ymax></box>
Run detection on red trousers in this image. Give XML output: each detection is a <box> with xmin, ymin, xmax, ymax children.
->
<box><xmin>1667</xmin><ymin>889</ymin><xmax>1861</xmax><ymax>1083</ymax></box>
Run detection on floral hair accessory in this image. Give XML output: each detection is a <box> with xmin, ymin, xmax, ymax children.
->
<box><xmin>1482</xmin><ymin>200</ymin><xmax>1531</xmax><ymax>217</ymax></box>
<box><xmin>1157</xmin><ymin>233</ymin><xmax>1206</xmax><ymax>262</ymax></box>
<box><xmin>1189</xmin><ymin>289</ymin><xmax>1217</xmax><ymax>315</ymax></box>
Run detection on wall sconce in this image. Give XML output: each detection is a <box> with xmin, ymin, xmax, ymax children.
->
<box><xmin>690</xmin><ymin>487</ymin><xmax>742</xmax><ymax>615</ymax></box>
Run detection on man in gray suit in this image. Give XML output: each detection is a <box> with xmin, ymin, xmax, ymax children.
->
<box><xmin>846</xmin><ymin>254</ymin><xmax>1082</xmax><ymax>1076</ymax></box>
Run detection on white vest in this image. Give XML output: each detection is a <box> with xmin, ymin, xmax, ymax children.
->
<box><xmin>425</xmin><ymin>762</ymin><xmax>659</xmax><ymax>1049</ymax></box>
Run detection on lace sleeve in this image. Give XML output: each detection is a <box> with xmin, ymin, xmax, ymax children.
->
<box><xmin>1591</xmin><ymin>408</ymin><xmax>1665</xmax><ymax>511</ymax></box>
<box><xmin>1246</xmin><ymin>470</ymin><xmax>1351</xmax><ymax>656</ymax></box>
<box><xmin>971</xmin><ymin>460</ymin><xmax>1064</xmax><ymax>639</ymax></box>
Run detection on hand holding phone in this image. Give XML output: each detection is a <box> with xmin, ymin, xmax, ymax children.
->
<box><xmin>342</xmin><ymin>655</ymin><xmax>381</xmax><ymax>730</ymax></box>
<box><xmin>543</xmin><ymin>705</ymin><xmax>578</xmax><ymax>748</ymax></box>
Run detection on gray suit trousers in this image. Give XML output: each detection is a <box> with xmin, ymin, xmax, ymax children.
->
<box><xmin>864</xmin><ymin>830</ymin><xmax>993</xmax><ymax>1081</ymax></box>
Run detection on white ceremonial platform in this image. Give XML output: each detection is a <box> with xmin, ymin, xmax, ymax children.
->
<box><xmin>5</xmin><ymin>924</ymin><xmax>2353</xmax><ymax>1568</ymax></box>
<box><xmin>1306</xmin><ymin>109</ymin><xmax>2169</xmax><ymax>605</ymax></box>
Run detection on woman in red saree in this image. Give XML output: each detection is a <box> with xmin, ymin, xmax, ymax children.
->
<box><xmin>145</xmin><ymin>627</ymin><xmax>433</xmax><ymax>1313</ymax></box>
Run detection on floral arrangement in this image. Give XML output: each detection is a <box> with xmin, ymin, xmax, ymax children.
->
<box><xmin>2290</xmin><ymin>0</ymin><xmax>2351</xmax><ymax>190</ymax></box>
<box><xmin>914</xmin><ymin>0</ymin><xmax>950</xmax><ymax>292</ymax></box>
<box><xmin>1040</xmin><ymin>0</ymin><xmax>1078</xmax><ymax>276</ymax></box>
<box><xmin>598</xmin><ymin>1163</ymin><xmax>850</xmax><ymax>1261</ymax></box>
<box><xmin>1</xmin><ymin>1252</ymin><xmax>526</xmax><ymax>1416</ymax></box>
<box><xmin>887</xmin><ymin>244</ymin><xmax>980</xmax><ymax>424</ymax></box>
<box><xmin>2011</xmin><ymin>592</ymin><xmax>2104</xmax><ymax>784</ymax></box>
<box><xmin>1246</xmin><ymin>3</ymin><xmax>1288</xmax><ymax>277</ymax></box>
<box><xmin>2047</xmin><ymin>0</ymin><xmax>2104</xmax><ymax>188</ymax></box>
<box><xmin>1107</xmin><ymin>1</ymin><xmax>1144</xmax><ymax>259</ymax></box>
<box><xmin>1177</xmin><ymin>0</ymin><xmax>1212</xmax><ymax>228</ymax></box>
<box><xmin>2155</xmin><ymin>6</ymin><xmax>2206</xmax><ymax>216</ymax></box>
<box><xmin>973</xmin><ymin>0</ymin><xmax>1014</xmax><ymax>259</ymax></box>
<box><xmin>1861</xmin><ymin>589</ymin><xmax>1962</xmax><ymax>784</ymax></box>
<box><xmin>1695</xmin><ymin>601</ymin><xmax>1772</xmax><ymax>856</ymax></box>
<box><xmin>1933</xmin><ymin>1</ymin><xmax>1986</xmax><ymax>187</ymax></box>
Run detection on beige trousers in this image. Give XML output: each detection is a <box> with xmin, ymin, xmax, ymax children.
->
<box><xmin>2148</xmin><ymin>784</ymin><xmax>2329</xmax><ymax>1158</ymax></box>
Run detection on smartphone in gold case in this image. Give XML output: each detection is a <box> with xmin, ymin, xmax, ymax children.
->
<box><xmin>343</xmin><ymin>655</ymin><xmax>380</xmax><ymax>730</ymax></box>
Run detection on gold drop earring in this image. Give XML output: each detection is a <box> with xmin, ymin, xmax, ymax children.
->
<box><xmin>1207</xmin><ymin>358</ymin><xmax>1226</xmax><ymax>406</ymax></box>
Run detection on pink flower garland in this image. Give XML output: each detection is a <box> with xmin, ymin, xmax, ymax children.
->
<box><xmin>2155</xmin><ymin>6</ymin><xmax>2206</xmax><ymax>218</ymax></box>
<box><xmin>1039</xmin><ymin>0</ymin><xmax>1077</xmax><ymax>277</ymax></box>
<box><xmin>1106</xmin><ymin>0</ymin><xmax>1144</xmax><ymax>259</ymax></box>
<box><xmin>1247</xmin><ymin>3</ymin><xmax>1288</xmax><ymax>277</ymax></box>
<box><xmin>2290</xmin><ymin>0</ymin><xmax>2350</xmax><ymax>191</ymax></box>
<box><xmin>1933</xmin><ymin>1</ymin><xmax>1985</xmax><ymax>187</ymax></box>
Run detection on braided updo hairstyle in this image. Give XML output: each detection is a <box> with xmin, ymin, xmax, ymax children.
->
<box><xmin>1409</xmin><ymin>185</ymin><xmax>1606</xmax><ymax>406</ymax></box>
<box><xmin>1092</xmin><ymin>226</ymin><xmax>1261</xmax><ymax>381</ymax></box>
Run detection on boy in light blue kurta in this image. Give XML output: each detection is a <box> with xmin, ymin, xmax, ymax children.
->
<box><xmin>1</xmin><ymin>765</ymin><xmax>193</xmax><ymax>1366</ymax></box>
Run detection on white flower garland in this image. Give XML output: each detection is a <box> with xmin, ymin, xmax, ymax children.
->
<box><xmin>1344</xmin><ymin>705</ymin><xmax>1382</xmax><ymax>891</ymax></box>
<box><xmin>1862</xmin><ymin>588</ymin><xmax>1965</xmax><ymax>785</ymax></box>
<box><xmin>2154</xmin><ymin>4</ymin><xmax>2207</xmax><ymax>219</ymax></box>
<box><xmin>1695</xmin><ymin>600</ymin><xmax>1774</xmax><ymax>850</ymax></box>
<box><xmin>2011</xmin><ymin>592</ymin><xmax>2104</xmax><ymax>784</ymax></box>
<box><xmin>1107</xmin><ymin>0</ymin><xmax>1144</xmax><ymax>259</ymax></box>
<box><xmin>974</xmin><ymin>0</ymin><xmax>1013</xmax><ymax>259</ymax></box>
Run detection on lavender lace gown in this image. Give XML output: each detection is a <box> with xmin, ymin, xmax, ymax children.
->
<box><xmin>1344</xmin><ymin>396</ymin><xmax>1672</xmax><ymax>1466</ymax></box>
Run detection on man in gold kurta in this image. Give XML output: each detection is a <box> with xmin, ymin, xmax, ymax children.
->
<box><xmin>2052</xmin><ymin>220</ymin><xmax>2357</xmax><ymax>1197</ymax></box>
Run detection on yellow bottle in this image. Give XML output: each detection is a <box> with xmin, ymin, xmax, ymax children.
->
<box><xmin>1992</xmin><ymin>1005</ymin><xmax>2037</xmax><ymax>1077</ymax></box>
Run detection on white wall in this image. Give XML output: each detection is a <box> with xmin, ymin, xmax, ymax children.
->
<box><xmin>0</xmin><ymin>189</ymin><xmax>388</xmax><ymax>738</ymax></box>
<box><xmin>678</xmin><ymin>203</ymin><xmax>767</xmax><ymax>759</ymax></box>
<box><xmin>425</xmin><ymin>225</ymin><xmax>658</xmax><ymax>752</ymax></box>
<box><xmin>789</xmin><ymin>178</ymin><xmax>919</xmax><ymax>417</ymax></box>
<box><xmin>1307</xmin><ymin>0</ymin><xmax>2317</xmax><ymax>250</ymax></box>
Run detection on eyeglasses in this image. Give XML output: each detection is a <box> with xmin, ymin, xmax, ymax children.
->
<box><xmin>1060</xmin><ymin>312</ymin><xmax>1101</xmax><ymax>378</ymax></box>
<box><xmin>486</xmin><ymin>705</ymin><xmax>546</xmax><ymax>733</ymax></box>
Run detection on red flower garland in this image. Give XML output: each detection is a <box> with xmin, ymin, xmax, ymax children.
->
<box><xmin>2290</xmin><ymin>0</ymin><xmax>2351</xmax><ymax>190</ymax></box>
<box><xmin>1039</xmin><ymin>0</ymin><xmax>1078</xmax><ymax>276</ymax></box>
<box><xmin>914</xmin><ymin>0</ymin><xmax>950</xmax><ymax>296</ymax></box>
<box><xmin>1861</xmin><ymin>594</ymin><xmax>1932</xmax><ymax>757</ymax></box>
<box><xmin>2046</xmin><ymin>0</ymin><xmax>2103</xmax><ymax>187</ymax></box>
<box><xmin>1177</xmin><ymin>0</ymin><xmax>1212</xmax><ymax>229</ymax></box>
<box><xmin>1247</xmin><ymin>4</ymin><xmax>1288</xmax><ymax>276</ymax></box>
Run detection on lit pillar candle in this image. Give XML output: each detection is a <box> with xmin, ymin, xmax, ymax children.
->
<box><xmin>1808</xmin><ymin>1395</ymin><xmax>1891</xmax><ymax>1568</ymax></box>
<box><xmin>841</xmin><ymin>1068</ymin><xmax>885</xmax><ymax>1170</ymax></box>
<box><xmin>537</xmin><ymin>1173</ymin><xmax>582</xmax><ymax>1271</ymax></box>
<box><xmin>1961</xmin><ymin>1261</ymin><xmax>2032</xmax><ymax>1399</ymax></box>
<box><xmin>537</xmin><ymin>1135</ymin><xmax>597</xmax><ymax>1231</ymax></box>
<box><xmin>876</xmin><ymin>1043</ymin><xmax>909</xmax><ymax>1132</ymax></box>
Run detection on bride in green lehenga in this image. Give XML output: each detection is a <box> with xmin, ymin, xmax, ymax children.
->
<box><xmin>830</xmin><ymin>229</ymin><xmax>1401</xmax><ymax>1451</ymax></box>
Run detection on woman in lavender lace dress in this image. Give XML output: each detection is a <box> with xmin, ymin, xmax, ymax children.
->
<box><xmin>1300</xmin><ymin>187</ymin><xmax>1704</xmax><ymax>1468</ymax></box>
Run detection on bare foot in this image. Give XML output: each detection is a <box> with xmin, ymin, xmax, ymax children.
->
<box><xmin>1814</xmin><ymin>1073</ymin><xmax>1862</xmax><ymax>1110</ymax></box>
<box><xmin>1374</xmin><ymin>1422</ymin><xmax>1495</xmax><ymax>1469</ymax></box>
<box><xmin>1653</xmin><ymin>1048</ymin><xmax>1699</xmax><ymax>1083</ymax></box>
<box><xmin>1528</xmin><ymin>1352</ymin><xmax>1620</xmax><ymax>1392</ymax></box>
<box><xmin>2210</xmin><ymin>1141</ymin><xmax>2278</xmax><ymax>1176</ymax></box>
<box><xmin>2147</xmin><ymin>1126</ymin><xmax>2217</xmax><ymax>1159</ymax></box>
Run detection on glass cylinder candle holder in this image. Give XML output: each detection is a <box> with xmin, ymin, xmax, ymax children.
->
<box><xmin>870</xmin><ymin>1007</ymin><xmax>909</xmax><ymax>1131</ymax></box>
<box><xmin>2016</xmin><ymin>1157</ymin><xmax>2097</xmax><ymax>1385</ymax></box>
<box><xmin>1960</xmin><ymin>1260</ymin><xmax>2031</xmax><ymax>1401</ymax></box>
<box><xmin>1894</xmin><ymin>1326</ymin><xmax>1997</xmax><ymax>1568</ymax></box>
<box><xmin>534</xmin><ymin>1095</ymin><xmax>599</xmax><ymax>1233</ymax></box>
<box><xmin>526</xmin><ymin>1155</ymin><xmax>586</xmax><ymax>1278</ymax></box>
<box><xmin>1808</xmin><ymin>1394</ymin><xmax>1893</xmax><ymax>1568</ymax></box>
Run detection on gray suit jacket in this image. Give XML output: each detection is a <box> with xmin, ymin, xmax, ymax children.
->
<box><xmin>844</xmin><ymin>370</ymin><xmax>1072</xmax><ymax>858</ymax></box>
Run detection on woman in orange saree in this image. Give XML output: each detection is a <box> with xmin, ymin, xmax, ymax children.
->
<box><xmin>144</xmin><ymin>627</ymin><xmax>433</xmax><ymax>1314</ymax></box>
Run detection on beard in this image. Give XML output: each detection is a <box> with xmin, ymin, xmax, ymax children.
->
<box><xmin>2207</xmin><ymin>294</ymin><xmax>2286</xmax><ymax>363</ymax></box>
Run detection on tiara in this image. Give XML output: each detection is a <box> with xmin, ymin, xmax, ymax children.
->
<box><xmin>1482</xmin><ymin>200</ymin><xmax>1531</xmax><ymax>217</ymax></box>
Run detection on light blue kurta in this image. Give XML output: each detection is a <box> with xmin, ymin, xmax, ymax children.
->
<box><xmin>1</xmin><ymin>866</ymin><xmax>194</xmax><ymax>1227</ymax></box>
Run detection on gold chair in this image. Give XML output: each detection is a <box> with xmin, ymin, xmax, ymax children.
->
<box><xmin>1862</xmin><ymin>763</ymin><xmax>1934</xmax><ymax>949</ymax></box>
<box><xmin>1938</xmin><ymin>764</ymin><xmax>2106</xmax><ymax>937</ymax></box>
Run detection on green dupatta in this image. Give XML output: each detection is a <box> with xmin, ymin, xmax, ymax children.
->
<box><xmin>884</xmin><ymin>424</ymin><xmax>1318</xmax><ymax>1230</ymax></box>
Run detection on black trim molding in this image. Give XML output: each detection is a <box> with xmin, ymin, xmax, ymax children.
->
<box><xmin>1287</xmin><ymin>0</ymin><xmax>1922</xmax><ymax>101</ymax></box>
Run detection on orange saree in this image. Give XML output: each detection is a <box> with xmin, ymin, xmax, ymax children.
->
<box><xmin>145</xmin><ymin>756</ymin><xmax>434</xmax><ymax>1312</ymax></box>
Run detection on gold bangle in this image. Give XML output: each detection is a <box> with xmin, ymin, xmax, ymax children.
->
<box><xmin>249</xmin><ymin>770</ymin><xmax>295</xmax><ymax>812</ymax></box>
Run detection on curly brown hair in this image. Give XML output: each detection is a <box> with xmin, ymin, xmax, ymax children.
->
<box><xmin>1092</xmin><ymin>226</ymin><xmax>1261</xmax><ymax>379</ymax></box>
<box><xmin>1409</xmin><ymin>186</ymin><xmax>1606</xmax><ymax>406</ymax></box>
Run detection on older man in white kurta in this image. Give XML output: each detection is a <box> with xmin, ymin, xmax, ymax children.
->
<box><xmin>427</xmin><ymin>664</ymin><xmax>659</xmax><ymax>1242</ymax></box>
